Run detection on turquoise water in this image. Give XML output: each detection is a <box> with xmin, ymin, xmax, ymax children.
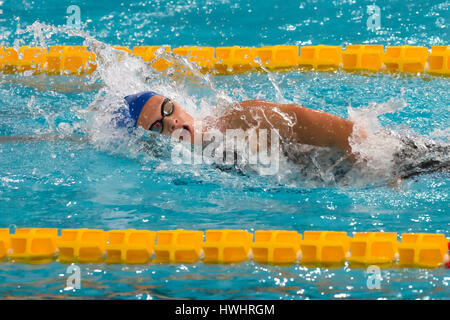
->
<box><xmin>0</xmin><ymin>0</ymin><xmax>449</xmax><ymax>299</ymax></box>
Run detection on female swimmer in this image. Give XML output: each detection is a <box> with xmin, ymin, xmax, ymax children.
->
<box><xmin>117</xmin><ymin>91</ymin><xmax>449</xmax><ymax>180</ymax></box>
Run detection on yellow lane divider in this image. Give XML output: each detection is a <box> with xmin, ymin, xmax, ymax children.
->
<box><xmin>0</xmin><ymin>228</ymin><xmax>449</xmax><ymax>268</ymax></box>
<box><xmin>0</xmin><ymin>45</ymin><xmax>449</xmax><ymax>76</ymax></box>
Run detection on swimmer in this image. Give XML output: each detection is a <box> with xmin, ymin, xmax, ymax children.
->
<box><xmin>118</xmin><ymin>91</ymin><xmax>449</xmax><ymax>180</ymax></box>
<box><xmin>1</xmin><ymin>90</ymin><xmax>448</xmax><ymax>181</ymax></box>
<box><xmin>120</xmin><ymin>91</ymin><xmax>361</xmax><ymax>158</ymax></box>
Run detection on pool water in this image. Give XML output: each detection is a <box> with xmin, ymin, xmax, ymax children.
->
<box><xmin>0</xmin><ymin>0</ymin><xmax>449</xmax><ymax>299</ymax></box>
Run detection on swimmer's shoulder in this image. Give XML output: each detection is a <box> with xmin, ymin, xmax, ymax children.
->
<box><xmin>237</xmin><ymin>100</ymin><xmax>281</xmax><ymax>108</ymax></box>
<box><xmin>236</xmin><ymin>100</ymin><xmax>307</xmax><ymax>115</ymax></box>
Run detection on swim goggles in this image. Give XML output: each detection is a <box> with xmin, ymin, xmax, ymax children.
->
<box><xmin>148</xmin><ymin>98</ymin><xmax>174</xmax><ymax>133</ymax></box>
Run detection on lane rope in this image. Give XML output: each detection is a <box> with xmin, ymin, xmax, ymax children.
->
<box><xmin>1</xmin><ymin>228</ymin><xmax>449</xmax><ymax>268</ymax></box>
<box><xmin>0</xmin><ymin>44</ymin><xmax>449</xmax><ymax>76</ymax></box>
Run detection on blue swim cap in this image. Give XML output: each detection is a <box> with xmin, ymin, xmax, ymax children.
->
<box><xmin>114</xmin><ymin>91</ymin><xmax>161</xmax><ymax>129</ymax></box>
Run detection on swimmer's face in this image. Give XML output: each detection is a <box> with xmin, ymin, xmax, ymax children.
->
<box><xmin>137</xmin><ymin>95</ymin><xmax>195</xmax><ymax>142</ymax></box>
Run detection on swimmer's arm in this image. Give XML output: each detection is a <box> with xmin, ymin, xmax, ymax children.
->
<box><xmin>235</xmin><ymin>100</ymin><xmax>361</xmax><ymax>155</ymax></box>
<box><xmin>281</xmin><ymin>103</ymin><xmax>355</xmax><ymax>154</ymax></box>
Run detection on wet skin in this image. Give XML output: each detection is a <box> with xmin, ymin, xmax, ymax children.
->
<box><xmin>137</xmin><ymin>96</ymin><xmax>362</xmax><ymax>159</ymax></box>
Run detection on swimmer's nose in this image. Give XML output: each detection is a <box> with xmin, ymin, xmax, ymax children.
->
<box><xmin>166</xmin><ymin>117</ymin><xmax>181</xmax><ymax>134</ymax></box>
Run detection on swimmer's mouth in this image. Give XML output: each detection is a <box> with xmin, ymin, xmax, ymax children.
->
<box><xmin>177</xmin><ymin>125</ymin><xmax>193</xmax><ymax>142</ymax></box>
<box><xmin>183</xmin><ymin>124</ymin><xmax>193</xmax><ymax>137</ymax></box>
